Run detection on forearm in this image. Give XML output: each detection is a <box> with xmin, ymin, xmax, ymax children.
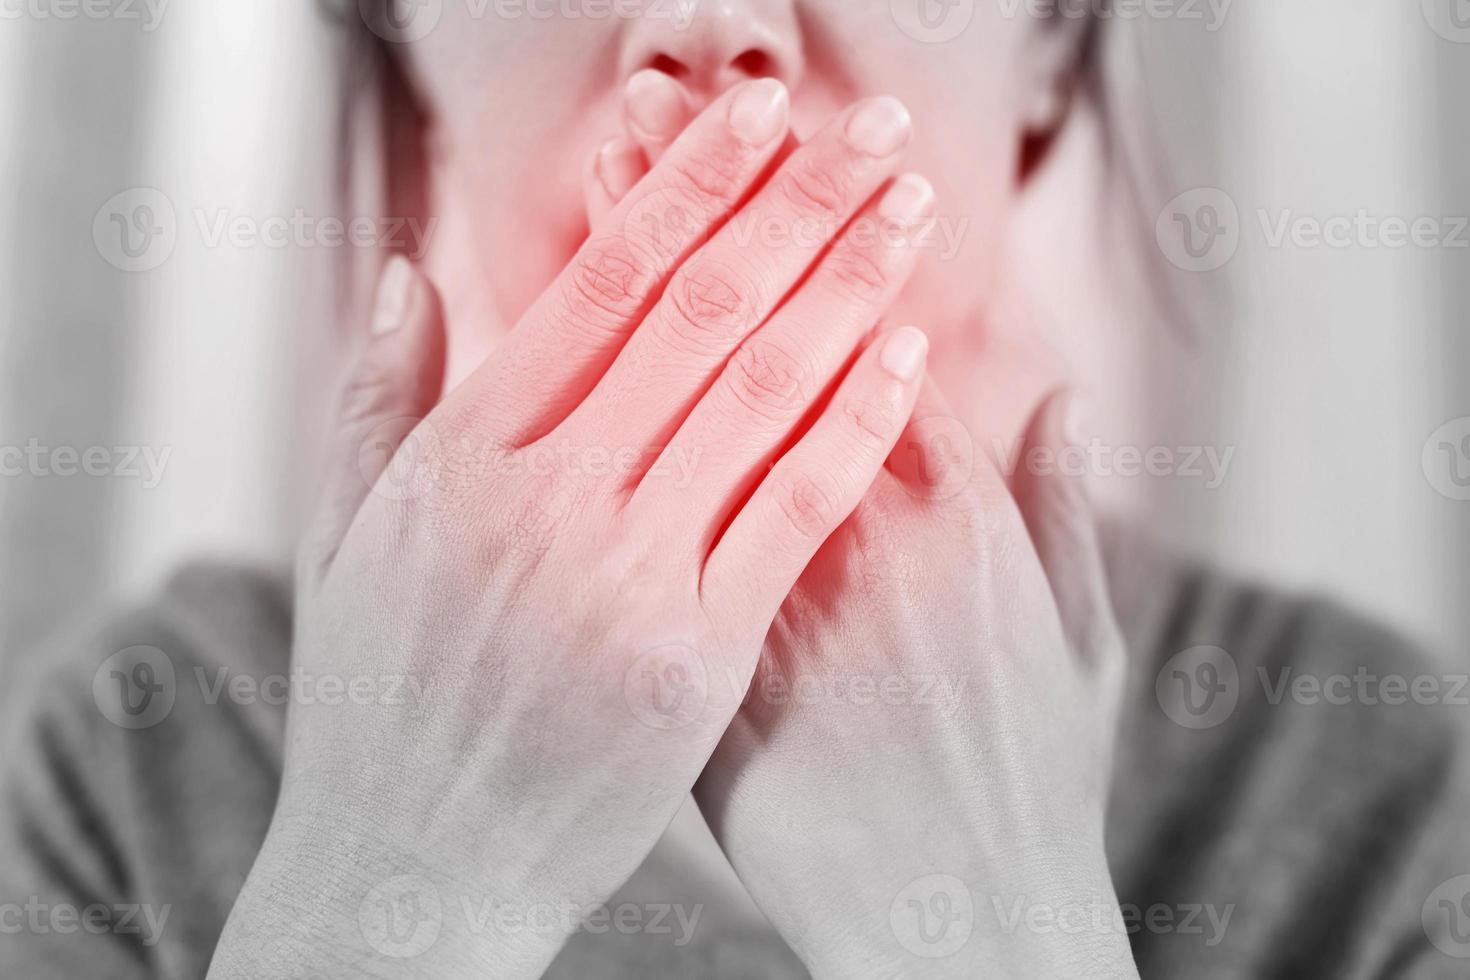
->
<box><xmin>710</xmin><ymin>795</ymin><xmax>1138</xmax><ymax>980</ymax></box>
<box><xmin>795</xmin><ymin>858</ymin><xmax>1139</xmax><ymax>980</ymax></box>
<box><xmin>206</xmin><ymin>816</ymin><xmax>576</xmax><ymax>980</ymax></box>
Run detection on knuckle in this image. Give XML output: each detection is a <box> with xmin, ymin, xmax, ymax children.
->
<box><xmin>774</xmin><ymin>471</ymin><xmax>841</xmax><ymax>540</ymax></box>
<box><xmin>819</xmin><ymin>243</ymin><xmax>891</xmax><ymax>303</ymax></box>
<box><xmin>664</xmin><ymin>260</ymin><xmax>758</xmax><ymax>347</ymax></box>
<box><xmin>488</xmin><ymin>472</ymin><xmax>573</xmax><ymax>561</ymax></box>
<box><xmin>842</xmin><ymin>395</ymin><xmax>901</xmax><ymax>450</ymax></box>
<box><xmin>724</xmin><ymin>338</ymin><xmax>809</xmax><ymax>420</ymax></box>
<box><xmin>566</xmin><ymin>235</ymin><xmax>653</xmax><ymax>325</ymax></box>
<box><xmin>670</xmin><ymin>150</ymin><xmax>745</xmax><ymax>211</ymax></box>
<box><xmin>775</xmin><ymin>156</ymin><xmax>850</xmax><ymax>219</ymax></box>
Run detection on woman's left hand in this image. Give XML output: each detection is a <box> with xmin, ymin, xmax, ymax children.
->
<box><xmin>696</xmin><ymin>388</ymin><xmax>1136</xmax><ymax>979</ymax></box>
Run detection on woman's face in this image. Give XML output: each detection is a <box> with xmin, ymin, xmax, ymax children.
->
<box><xmin>386</xmin><ymin>0</ymin><xmax>1079</xmax><ymax>398</ymax></box>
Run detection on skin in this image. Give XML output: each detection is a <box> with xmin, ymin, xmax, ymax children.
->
<box><xmin>209</xmin><ymin>3</ymin><xmax>1138</xmax><ymax>978</ymax></box>
<box><xmin>405</xmin><ymin>0</ymin><xmax>1091</xmax><ymax>436</ymax></box>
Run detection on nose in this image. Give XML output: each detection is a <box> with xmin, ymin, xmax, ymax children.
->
<box><xmin>619</xmin><ymin>0</ymin><xmax>804</xmax><ymax>98</ymax></box>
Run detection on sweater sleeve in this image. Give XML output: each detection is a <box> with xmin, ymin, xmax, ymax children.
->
<box><xmin>0</xmin><ymin>563</ymin><xmax>291</xmax><ymax>980</ymax></box>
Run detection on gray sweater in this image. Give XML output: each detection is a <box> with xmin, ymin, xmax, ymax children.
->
<box><xmin>2</xmin><ymin>537</ymin><xmax>1467</xmax><ymax>978</ymax></box>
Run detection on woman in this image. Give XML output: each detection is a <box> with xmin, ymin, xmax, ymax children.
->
<box><xmin>2</xmin><ymin>2</ymin><xmax>1465</xmax><ymax>977</ymax></box>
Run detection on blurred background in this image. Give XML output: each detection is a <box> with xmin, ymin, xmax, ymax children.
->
<box><xmin>0</xmin><ymin>0</ymin><xmax>1466</xmax><ymax>685</ymax></box>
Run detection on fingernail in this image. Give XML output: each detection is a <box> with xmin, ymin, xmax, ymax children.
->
<box><xmin>597</xmin><ymin>138</ymin><xmax>643</xmax><ymax>199</ymax></box>
<box><xmin>372</xmin><ymin>255</ymin><xmax>413</xmax><ymax>335</ymax></box>
<box><xmin>880</xmin><ymin>326</ymin><xmax>928</xmax><ymax>382</ymax></box>
<box><xmin>878</xmin><ymin>173</ymin><xmax>935</xmax><ymax>223</ymax></box>
<box><xmin>626</xmin><ymin>69</ymin><xmax>685</xmax><ymax>140</ymax></box>
<box><xmin>727</xmin><ymin>78</ymin><xmax>789</xmax><ymax>146</ymax></box>
<box><xmin>845</xmin><ymin>96</ymin><xmax>911</xmax><ymax>157</ymax></box>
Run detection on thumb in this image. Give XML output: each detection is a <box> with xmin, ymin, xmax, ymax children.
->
<box><xmin>299</xmin><ymin>255</ymin><xmax>445</xmax><ymax>589</ymax></box>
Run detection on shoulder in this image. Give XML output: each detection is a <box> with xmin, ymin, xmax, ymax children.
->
<box><xmin>1104</xmin><ymin>528</ymin><xmax>1470</xmax><ymax>978</ymax></box>
<box><xmin>5</xmin><ymin>559</ymin><xmax>294</xmax><ymax>768</ymax></box>
<box><xmin>0</xmin><ymin>561</ymin><xmax>292</xmax><ymax>979</ymax></box>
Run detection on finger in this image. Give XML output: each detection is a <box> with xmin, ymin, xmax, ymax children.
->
<box><xmin>559</xmin><ymin>96</ymin><xmax>914</xmax><ymax>454</ymax></box>
<box><xmin>886</xmin><ymin>376</ymin><xmax>1016</xmax><ymax>507</ymax></box>
<box><xmin>584</xmin><ymin>136</ymin><xmax>645</xmax><ymax>232</ymax></box>
<box><xmin>624</xmin><ymin>68</ymin><xmax>693</xmax><ymax>165</ymax></box>
<box><xmin>703</xmin><ymin>327</ymin><xmax>928</xmax><ymax>624</ymax></box>
<box><xmin>591</xmin><ymin>119</ymin><xmax>797</xmax><ymax>227</ymax></box>
<box><xmin>632</xmin><ymin>174</ymin><xmax>936</xmax><ymax>545</ymax></box>
<box><xmin>1012</xmin><ymin>390</ymin><xmax>1117</xmax><ymax>661</ymax></box>
<box><xmin>439</xmin><ymin>77</ymin><xmax>791</xmax><ymax>449</ymax></box>
<box><xmin>299</xmin><ymin>256</ymin><xmax>445</xmax><ymax>587</ymax></box>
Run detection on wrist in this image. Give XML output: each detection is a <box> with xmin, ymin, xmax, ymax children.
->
<box><xmin>794</xmin><ymin>850</ymin><xmax>1137</xmax><ymax>980</ymax></box>
<box><xmin>207</xmin><ymin>813</ymin><xmax>568</xmax><ymax>980</ymax></box>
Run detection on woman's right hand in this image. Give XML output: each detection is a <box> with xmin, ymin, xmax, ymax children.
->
<box><xmin>208</xmin><ymin>77</ymin><xmax>936</xmax><ymax>980</ymax></box>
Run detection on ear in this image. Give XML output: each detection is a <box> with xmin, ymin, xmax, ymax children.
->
<box><xmin>1016</xmin><ymin>12</ymin><xmax>1095</xmax><ymax>186</ymax></box>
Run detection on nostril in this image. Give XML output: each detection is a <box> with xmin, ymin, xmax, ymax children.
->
<box><xmin>730</xmin><ymin>49</ymin><xmax>775</xmax><ymax>79</ymax></box>
<box><xmin>647</xmin><ymin>54</ymin><xmax>690</xmax><ymax>80</ymax></box>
